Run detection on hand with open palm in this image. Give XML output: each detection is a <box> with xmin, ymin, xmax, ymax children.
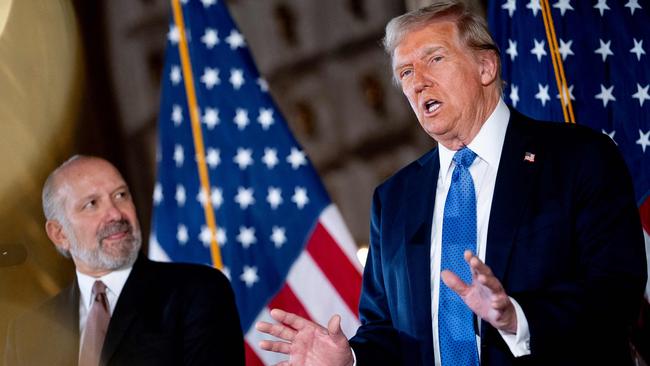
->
<box><xmin>256</xmin><ymin>309</ymin><xmax>354</xmax><ymax>366</ymax></box>
<box><xmin>441</xmin><ymin>250</ymin><xmax>517</xmax><ymax>333</ymax></box>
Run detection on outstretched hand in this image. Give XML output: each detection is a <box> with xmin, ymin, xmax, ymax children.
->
<box><xmin>256</xmin><ymin>309</ymin><xmax>354</xmax><ymax>366</ymax></box>
<box><xmin>441</xmin><ymin>250</ymin><xmax>517</xmax><ymax>333</ymax></box>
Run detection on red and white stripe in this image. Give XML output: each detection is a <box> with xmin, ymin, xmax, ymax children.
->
<box><xmin>149</xmin><ymin>204</ymin><xmax>364</xmax><ymax>365</ymax></box>
<box><xmin>244</xmin><ymin>204</ymin><xmax>363</xmax><ymax>365</ymax></box>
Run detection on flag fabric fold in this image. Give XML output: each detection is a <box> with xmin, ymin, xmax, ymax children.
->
<box><xmin>149</xmin><ymin>1</ymin><xmax>362</xmax><ymax>364</ymax></box>
<box><xmin>489</xmin><ymin>0</ymin><xmax>649</xmax><ymax>291</ymax></box>
<box><xmin>488</xmin><ymin>0</ymin><xmax>649</xmax><ymax>361</ymax></box>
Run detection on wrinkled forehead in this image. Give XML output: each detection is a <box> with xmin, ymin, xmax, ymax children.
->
<box><xmin>54</xmin><ymin>158</ymin><xmax>127</xmax><ymax>205</ymax></box>
<box><xmin>394</xmin><ymin>14</ymin><xmax>461</xmax><ymax>49</ymax></box>
<box><xmin>392</xmin><ymin>20</ymin><xmax>463</xmax><ymax>67</ymax></box>
<box><xmin>60</xmin><ymin>158</ymin><xmax>122</xmax><ymax>180</ymax></box>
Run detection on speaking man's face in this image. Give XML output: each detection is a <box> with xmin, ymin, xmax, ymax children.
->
<box><xmin>393</xmin><ymin>20</ymin><xmax>495</xmax><ymax>148</ymax></box>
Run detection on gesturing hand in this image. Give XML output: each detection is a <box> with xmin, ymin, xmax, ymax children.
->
<box><xmin>256</xmin><ymin>309</ymin><xmax>354</xmax><ymax>366</ymax></box>
<box><xmin>441</xmin><ymin>250</ymin><xmax>517</xmax><ymax>333</ymax></box>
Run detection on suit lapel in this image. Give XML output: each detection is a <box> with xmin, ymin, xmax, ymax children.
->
<box><xmin>66</xmin><ymin>281</ymin><xmax>81</xmax><ymax>362</ymax></box>
<box><xmin>100</xmin><ymin>256</ymin><xmax>149</xmax><ymax>365</ymax></box>
<box><xmin>46</xmin><ymin>280</ymin><xmax>80</xmax><ymax>365</ymax></box>
<box><xmin>404</xmin><ymin>148</ymin><xmax>439</xmax><ymax>359</ymax></box>
<box><xmin>485</xmin><ymin>109</ymin><xmax>540</xmax><ymax>281</ymax></box>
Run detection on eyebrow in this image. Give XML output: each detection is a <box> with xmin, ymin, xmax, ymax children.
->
<box><xmin>393</xmin><ymin>46</ymin><xmax>444</xmax><ymax>72</ymax></box>
<box><xmin>113</xmin><ymin>184</ymin><xmax>129</xmax><ymax>192</ymax></box>
<box><xmin>74</xmin><ymin>184</ymin><xmax>129</xmax><ymax>205</ymax></box>
<box><xmin>73</xmin><ymin>193</ymin><xmax>99</xmax><ymax>211</ymax></box>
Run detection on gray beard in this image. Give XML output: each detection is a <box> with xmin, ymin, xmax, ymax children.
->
<box><xmin>65</xmin><ymin>220</ymin><xmax>142</xmax><ymax>272</ymax></box>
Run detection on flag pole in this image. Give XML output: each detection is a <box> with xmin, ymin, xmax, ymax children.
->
<box><xmin>540</xmin><ymin>0</ymin><xmax>575</xmax><ymax>123</ymax></box>
<box><xmin>170</xmin><ymin>0</ymin><xmax>223</xmax><ymax>269</ymax></box>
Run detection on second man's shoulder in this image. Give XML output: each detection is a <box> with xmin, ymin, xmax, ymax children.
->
<box><xmin>144</xmin><ymin>258</ymin><xmax>231</xmax><ymax>287</ymax></box>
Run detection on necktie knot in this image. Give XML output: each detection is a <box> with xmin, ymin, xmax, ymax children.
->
<box><xmin>92</xmin><ymin>281</ymin><xmax>107</xmax><ymax>301</ymax></box>
<box><xmin>452</xmin><ymin>147</ymin><xmax>477</xmax><ymax>169</ymax></box>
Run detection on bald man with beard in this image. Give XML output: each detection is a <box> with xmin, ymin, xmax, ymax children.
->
<box><xmin>4</xmin><ymin>156</ymin><xmax>244</xmax><ymax>366</ymax></box>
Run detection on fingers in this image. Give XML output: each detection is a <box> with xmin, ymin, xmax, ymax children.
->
<box><xmin>452</xmin><ymin>251</ymin><xmax>508</xmax><ymax>303</ymax></box>
<box><xmin>259</xmin><ymin>339</ymin><xmax>292</xmax><ymax>354</ymax></box>
<box><xmin>465</xmin><ymin>253</ymin><xmax>506</xmax><ymax>296</ymax></box>
<box><xmin>327</xmin><ymin>314</ymin><xmax>349</xmax><ymax>340</ymax></box>
<box><xmin>476</xmin><ymin>271</ymin><xmax>504</xmax><ymax>294</ymax></box>
<box><xmin>256</xmin><ymin>320</ymin><xmax>297</xmax><ymax>341</ymax></box>
<box><xmin>463</xmin><ymin>251</ymin><xmax>511</xmax><ymax>311</ymax></box>
<box><xmin>441</xmin><ymin>269</ymin><xmax>469</xmax><ymax>295</ymax></box>
<box><xmin>465</xmin><ymin>250</ymin><xmax>493</xmax><ymax>277</ymax></box>
<box><xmin>491</xmin><ymin>294</ymin><xmax>511</xmax><ymax>312</ymax></box>
<box><xmin>463</xmin><ymin>249</ymin><xmax>474</xmax><ymax>263</ymax></box>
<box><xmin>327</xmin><ymin>314</ymin><xmax>341</xmax><ymax>334</ymax></box>
<box><xmin>269</xmin><ymin>308</ymin><xmax>313</xmax><ymax>331</ymax></box>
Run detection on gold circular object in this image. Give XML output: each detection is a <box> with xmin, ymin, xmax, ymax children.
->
<box><xmin>0</xmin><ymin>0</ymin><xmax>82</xmax><ymax>203</ymax></box>
<box><xmin>0</xmin><ymin>0</ymin><xmax>83</xmax><ymax>340</ymax></box>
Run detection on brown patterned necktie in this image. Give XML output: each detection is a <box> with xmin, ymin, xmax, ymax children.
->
<box><xmin>79</xmin><ymin>280</ymin><xmax>110</xmax><ymax>366</ymax></box>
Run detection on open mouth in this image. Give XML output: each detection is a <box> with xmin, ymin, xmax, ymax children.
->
<box><xmin>423</xmin><ymin>99</ymin><xmax>441</xmax><ymax>115</ymax></box>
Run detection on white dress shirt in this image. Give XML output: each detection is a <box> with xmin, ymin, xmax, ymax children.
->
<box><xmin>430</xmin><ymin>99</ymin><xmax>530</xmax><ymax>365</ymax></box>
<box><xmin>77</xmin><ymin>266</ymin><xmax>132</xmax><ymax>336</ymax></box>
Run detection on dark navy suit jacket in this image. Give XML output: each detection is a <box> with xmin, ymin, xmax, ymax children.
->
<box><xmin>4</xmin><ymin>256</ymin><xmax>245</xmax><ymax>366</ymax></box>
<box><xmin>349</xmin><ymin>109</ymin><xmax>647</xmax><ymax>366</ymax></box>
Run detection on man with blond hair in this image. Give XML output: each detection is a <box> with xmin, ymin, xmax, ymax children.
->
<box><xmin>256</xmin><ymin>1</ymin><xmax>646</xmax><ymax>365</ymax></box>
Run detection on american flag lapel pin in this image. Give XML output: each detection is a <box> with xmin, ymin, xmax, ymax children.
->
<box><xmin>524</xmin><ymin>152</ymin><xmax>535</xmax><ymax>163</ymax></box>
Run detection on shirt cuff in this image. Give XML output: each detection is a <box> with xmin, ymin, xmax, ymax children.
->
<box><xmin>497</xmin><ymin>296</ymin><xmax>531</xmax><ymax>357</ymax></box>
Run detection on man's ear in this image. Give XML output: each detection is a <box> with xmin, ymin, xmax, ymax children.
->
<box><xmin>45</xmin><ymin>220</ymin><xmax>69</xmax><ymax>253</ymax></box>
<box><xmin>478</xmin><ymin>50</ymin><xmax>499</xmax><ymax>86</ymax></box>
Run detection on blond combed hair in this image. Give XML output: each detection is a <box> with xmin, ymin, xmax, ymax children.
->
<box><xmin>383</xmin><ymin>0</ymin><xmax>502</xmax><ymax>90</ymax></box>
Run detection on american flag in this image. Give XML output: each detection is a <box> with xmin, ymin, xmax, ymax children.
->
<box><xmin>148</xmin><ymin>0</ymin><xmax>362</xmax><ymax>364</ymax></box>
<box><xmin>489</xmin><ymin>0</ymin><xmax>650</xmax><ymax>290</ymax></box>
<box><xmin>488</xmin><ymin>0</ymin><xmax>649</xmax><ymax>359</ymax></box>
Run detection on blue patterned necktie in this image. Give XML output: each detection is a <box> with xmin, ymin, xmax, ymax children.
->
<box><xmin>439</xmin><ymin>147</ymin><xmax>479</xmax><ymax>366</ymax></box>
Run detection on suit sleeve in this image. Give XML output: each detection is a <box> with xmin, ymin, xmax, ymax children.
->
<box><xmin>182</xmin><ymin>269</ymin><xmax>245</xmax><ymax>366</ymax></box>
<box><xmin>514</xmin><ymin>131</ymin><xmax>647</xmax><ymax>361</ymax></box>
<box><xmin>349</xmin><ymin>188</ymin><xmax>402</xmax><ymax>365</ymax></box>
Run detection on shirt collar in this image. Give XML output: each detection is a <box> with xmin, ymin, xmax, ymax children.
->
<box><xmin>76</xmin><ymin>266</ymin><xmax>133</xmax><ymax>309</ymax></box>
<box><xmin>438</xmin><ymin>98</ymin><xmax>510</xmax><ymax>181</ymax></box>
